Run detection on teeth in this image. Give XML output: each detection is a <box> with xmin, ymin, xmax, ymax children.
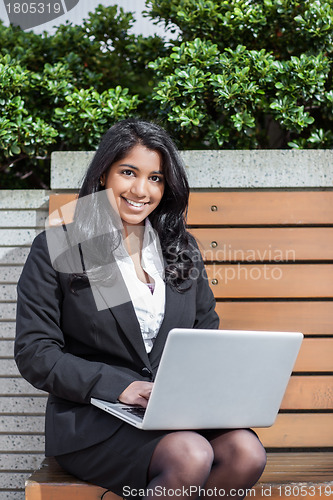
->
<box><xmin>125</xmin><ymin>198</ymin><xmax>146</xmax><ymax>208</ymax></box>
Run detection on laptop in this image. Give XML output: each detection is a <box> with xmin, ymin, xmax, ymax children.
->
<box><xmin>91</xmin><ymin>328</ymin><xmax>303</xmax><ymax>430</ymax></box>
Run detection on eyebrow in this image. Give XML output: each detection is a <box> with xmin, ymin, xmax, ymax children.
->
<box><xmin>119</xmin><ymin>163</ymin><xmax>164</xmax><ymax>175</ymax></box>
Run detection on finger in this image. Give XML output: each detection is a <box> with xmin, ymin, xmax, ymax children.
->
<box><xmin>136</xmin><ymin>395</ymin><xmax>149</xmax><ymax>408</ymax></box>
<box><xmin>139</xmin><ymin>387</ymin><xmax>152</xmax><ymax>400</ymax></box>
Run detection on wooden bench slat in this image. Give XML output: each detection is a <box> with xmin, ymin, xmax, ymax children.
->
<box><xmin>281</xmin><ymin>376</ymin><xmax>333</xmax><ymax>410</ymax></box>
<box><xmin>48</xmin><ymin>194</ymin><xmax>78</xmax><ymax>226</ymax></box>
<box><xmin>26</xmin><ymin>479</ymin><xmax>116</xmax><ymax>500</ymax></box>
<box><xmin>26</xmin><ymin>483</ymin><xmax>112</xmax><ymax>500</ymax></box>
<box><xmin>191</xmin><ymin>227</ymin><xmax>333</xmax><ymax>261</ymax></box>
<box><xmin>49</xmin><ymin>192</ymin><xmax>333</xmax><ymax>226</ymax></box>
<box><xmin>188</xmin><ymin>192</ymin><xmax>333</xmax><ymax>225</ymax></box>
<box><xmin>293</xmin><ymin>338</ymin><xmax>333</xmax><ymax>372</ymax></box>
<box><xmin>215</xmin><ymin>301</ymin><xmax>333</xmax><ymax>336</ymax></box>
<box><xmin>206</xmin><ymin>264</ymin><xmax>333</xmax><ymax>298</ymax></box>
<box><xmin>259</xmin><ymin>452</ymin><xmax>333</xmax><ymax>482</ymax></box>
<box><xmin>255</xmin><ymin>413</ymin><xmax>333</xmax><ymax>447</ymax></box>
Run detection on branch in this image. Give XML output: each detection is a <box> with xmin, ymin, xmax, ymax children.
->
<box><xmin>0</xmin><ymin>154</ymin><xmax>29</xmax><ymax>172</ymax></box>
<box><xmin>18</xmin><ymin>170</ymin><xmax>49</xmax><ymax>189</ymax></box>
<box><xmin>0</xmin><ymin>154</ymin><xmax>50</xmax><ymax>173</ymax></box>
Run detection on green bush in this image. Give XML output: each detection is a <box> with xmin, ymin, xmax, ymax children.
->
<box><xmin>147</xmin><ymin>0</ymin><xmax>333</xmax><ymax>148</ymax></box>
<box><xmin>1</xmin><ymin>1</ymin><xmax>333</xmax><ymax>188</ymax></box>
<box><xmin>0</xmin><ymin>52</ymin><xmax>141</xmax><ymax>187</ymax></box>
<box><xmin>0</xmin><ymin>5</ymin><xmax>151</xmax><ymax>188</ymax></box>
<box><xmin>149</xmin><ymin>39</ymin><xmax>332</xmax><ymax>148</ymax></box>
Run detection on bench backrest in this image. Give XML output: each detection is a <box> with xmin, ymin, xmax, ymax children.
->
<box><xmin>49</xmin><ymin>191</ymin><xmax>333</xmax><ymax>449</ymax></box>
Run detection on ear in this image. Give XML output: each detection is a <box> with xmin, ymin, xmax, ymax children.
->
<box><xmin>100</xmin><ymin>173</ymin><xmax>106</xmax><ymax>187</ymax></box>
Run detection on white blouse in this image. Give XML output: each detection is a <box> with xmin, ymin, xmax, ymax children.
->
<box><xmin>114</xmin><ymin>219</ymin><xmax>166</xmax><ymax>353</ymax></box>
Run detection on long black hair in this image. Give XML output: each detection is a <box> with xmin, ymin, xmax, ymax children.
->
<box><xmin>70</xmin><ymin>119</ymin><xmax>194</xmax><ymax>291</ymax></box>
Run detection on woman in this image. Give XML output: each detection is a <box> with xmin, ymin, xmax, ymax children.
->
<box><xmin>15</xmin><ymin>119</ymin><xmax>266</xmax><ymax>499</ymax></box>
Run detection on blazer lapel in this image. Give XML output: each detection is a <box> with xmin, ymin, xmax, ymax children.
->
<box><xmin>90</xmin><ymin>264</ymin><xmax>152</xmax><ymax>369</ymax></box>
<box><xmin>149</xmin><ymin>282</ymin><xmax>187</xmax><ymax>370</ymax></box>
<box><xmin>111</xmin><ymin>301</ymin><xmax>152</xmax><ymax>369</ymax></box>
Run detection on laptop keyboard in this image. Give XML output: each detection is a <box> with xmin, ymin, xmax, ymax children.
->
<box><xmin>122</xmin><ymin>406</ymin><xmax>146</xmax><ymax>419</ymax></box>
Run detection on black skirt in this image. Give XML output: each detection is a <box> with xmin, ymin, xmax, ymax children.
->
<box><xmin>55</xmin><ymin>421</ymin><xmax>261</xmax><ymax>499</ymax></box>
<box><xmin>55</xmin><ymin>420</ymin><xmax>175</xmax><ymax>499</ymax></box>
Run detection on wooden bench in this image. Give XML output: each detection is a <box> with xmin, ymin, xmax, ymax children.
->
<box><xmin>25</xmin><ymin>190</ymin><xmax>333</xmax><ymax>499</ymax></box>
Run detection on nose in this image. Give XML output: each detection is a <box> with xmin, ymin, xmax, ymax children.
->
<box><xmin>131</xmin><ymin>177</ymin><xmax>148</xmax><ymax>198</ymax></box>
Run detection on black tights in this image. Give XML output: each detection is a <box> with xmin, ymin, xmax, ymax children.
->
<box><xmin>146</xmin><ymin>429</ymin><xmax>266</xmax><ymax>500</ymax></box>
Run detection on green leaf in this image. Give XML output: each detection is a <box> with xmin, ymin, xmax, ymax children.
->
<box><xmin>10</xmin><ymin>144</ymin><xmax>21</xmax><ymax>154</ymax></box>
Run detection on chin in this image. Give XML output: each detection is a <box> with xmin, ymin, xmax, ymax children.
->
<box><xmin>121</xmin><ymin>216</ymin><xmax>146</xmax><ymax>226</ymax></box>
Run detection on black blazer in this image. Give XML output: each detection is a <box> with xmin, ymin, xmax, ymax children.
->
<box><xmin>15</xmin><ymin>229</ymin><xmax>219</xmax><ymax>456</ymax></box>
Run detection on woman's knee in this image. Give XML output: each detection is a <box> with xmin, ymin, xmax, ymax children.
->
<box><xmin>231</xmin><ymin>430</ymin><xmax>266</xmax><ymax>477</ymax></box>
<box><xmin>214</xmin><ymin>429</ymin><xmax>267</xmax><ymax>477</ymax></box>
<box><xmin>243</xmin><ymin>430</ymin><xmax>265</xmax><ymax>459</ymax></box>
<box><xmin>179</xmin><ymin>432</ymin><xmax>215</xmax><ymax>471</ymax></box>
<box><xmin>149</xmin><ymin>431</ymin><xmax>214</xmax><ymax>480</ymax></box>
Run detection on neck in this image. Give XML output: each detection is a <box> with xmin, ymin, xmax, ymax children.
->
<box><xmin>123</xmin><ymin>224</ymin><xmax>145</xmax><ymax>257</ymax></box>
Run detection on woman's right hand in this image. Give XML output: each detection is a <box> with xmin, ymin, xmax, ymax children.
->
<box><xmin>118</xmin><ymin>381</ymin><xmax>153</xmax><ymax>408</ymax></box>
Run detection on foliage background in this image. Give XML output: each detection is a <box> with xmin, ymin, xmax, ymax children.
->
<box><xmin>0</xmin><ymin>0</ymin><xmax>332</xmax><ymax>188</ymax></box>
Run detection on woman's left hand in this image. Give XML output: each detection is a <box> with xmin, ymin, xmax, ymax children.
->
<box><xmin>118</xmin><ymin>381</ymin><xmax>153</xmax><ymax>408</ymax></box>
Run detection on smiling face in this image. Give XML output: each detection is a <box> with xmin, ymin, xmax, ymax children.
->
<box><xmin>102</xmin><ymin>144</ymin><xmax>165</xmax><ymax>226</ymax></box>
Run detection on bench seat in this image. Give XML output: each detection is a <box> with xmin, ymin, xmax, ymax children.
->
<box><xmin>24</xmin><ymin>190</ymin><xmax>333</xmax><ymax>500</ymax></box>
<box><xmin>26</xmin><ymin>454</ymin><xmax>333</xmax><ymax>500</ymax></box>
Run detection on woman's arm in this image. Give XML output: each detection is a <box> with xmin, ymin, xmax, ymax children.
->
<box><xmin>15</xmin><ymin>232</ymin><xmax>143</xmax><ymax>405</ymax></box>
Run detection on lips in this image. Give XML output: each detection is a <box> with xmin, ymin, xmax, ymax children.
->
<box><xmin>122</xmin><ymin>197</ymin><xmax>149</xmax><ymax>208</ymax></box>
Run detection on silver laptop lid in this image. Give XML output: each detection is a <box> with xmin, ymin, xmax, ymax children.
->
<box><xmin>142</xmin><ymin>328</ymin><xmax>303</xmax><ymax>429</ymax></box>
